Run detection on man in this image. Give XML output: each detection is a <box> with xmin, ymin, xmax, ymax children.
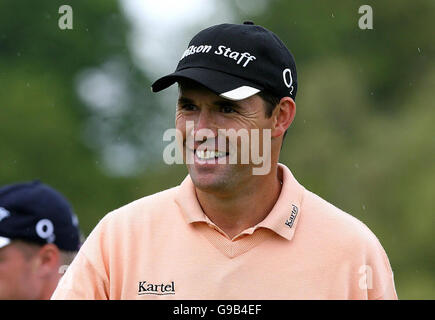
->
<box><xmin>52</xmin><ymin>22</ymin><xmax>397</xmax><ymax>299</ymax></box>
<box><xmin>0</xmin><ymin>180</ymin><xmax>81</xmax><ymax>299</ymax></box>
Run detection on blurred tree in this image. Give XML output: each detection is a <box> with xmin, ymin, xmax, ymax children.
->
<box><xmin>0</xmin><ymin>0</ymin><xmax>179</xmax><ymax>234</ymax></box>
<box><xmin>232</xmin><ymin>0</ymin><xmax>434</xmax><ymax>299</ymax></box>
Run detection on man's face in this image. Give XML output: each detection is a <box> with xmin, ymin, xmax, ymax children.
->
<box><xmin>175</xmin><ymin>81</ymin><xmax>276</xmax><ymax>193</ymax></box>
<box><xmin>0</xmin><ymin>242</ymin><xmax>41</xmax><ymax>299</ymax></box>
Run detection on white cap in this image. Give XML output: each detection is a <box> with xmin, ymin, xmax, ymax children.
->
<box><xmin>219</xmin><ymin>86</ymin><xmax>261</xmax><ymax>101</ymax></box>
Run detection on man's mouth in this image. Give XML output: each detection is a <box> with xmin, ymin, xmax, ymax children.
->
<box><xmin>195</xmin><ymin>149</ymin><xmax>229</xmax><ymax>160</ymax></box>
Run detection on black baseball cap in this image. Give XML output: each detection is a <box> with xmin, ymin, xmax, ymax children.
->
<box><xmin>151</xmin><ymin>21</ymin><xmax>297</xmax><ymax>101</ymax></box>
<box><xmin>0</xmin><ymin>181</ymin><xmax>81</xmax><ymax>251</ymax></box>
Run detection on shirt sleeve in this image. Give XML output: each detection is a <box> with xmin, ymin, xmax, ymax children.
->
<box><xmin>51</xmin><ymin>250</ymin><xmax>108</xmax><ymax>299</ymax></box>
<box><xmin>365</xmin><ymin>235</ymin><xmax>398</xmax><ymax>300</ymax></box>
<box><xmin>51</xmin><ymin>217</ymin><xmax>110</xmax><ymax>300</ymax></box>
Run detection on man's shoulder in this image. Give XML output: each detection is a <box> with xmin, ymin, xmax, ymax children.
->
<box><xmin>74</xmin><ymin>185</ymin><xmax>184</xmax><ymax>267</ymax></box>
<box><xmin>98</xmin><ymin>185</ymin><xmax>181</xmax><ymax>228</ymax></box>
<box><xmin>300</xmin><ymin>188</ymin><xmax>382</xmax><ymax>250</ymax></box>
<box><xmin>298</xmin><ymin>188</ymin><xmax>396</xmax><ymax>300</ymax></box>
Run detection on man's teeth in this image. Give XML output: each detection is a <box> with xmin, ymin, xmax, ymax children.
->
<box><xmin>196</xmin><ymin>150</ymin><xmax>227</xmax><ymax>160</ymax></box>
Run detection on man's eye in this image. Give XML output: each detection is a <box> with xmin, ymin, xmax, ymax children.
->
<box><xmin>180</xmin><ymin>104</ymin><xmax>198</xmax><ymax>111</ymax></box>
<box><xmin>220</xmin><ymin>105</ymin><xmax>235</xmax><ymax>113</ymax></box>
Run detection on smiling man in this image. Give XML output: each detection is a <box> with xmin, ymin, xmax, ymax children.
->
<box><xmin>173</xmin><ymin>78</ymin><xmax>292</xmax><ymax>238</ymax></box>
<box><xmin>51</xmin><ymin>22</ymin><xmax>397</xmax><ymax>300</ymax></box>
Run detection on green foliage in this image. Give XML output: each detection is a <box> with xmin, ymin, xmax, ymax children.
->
<box><xmin>237</xmin><ymin>0</ymin><xmax>434</xmax><ymax>299</ymax></box>
<box><xmin>0</xmin><ymin>0</ymin><xmax>160</xmax><ymax>234</ymax></box>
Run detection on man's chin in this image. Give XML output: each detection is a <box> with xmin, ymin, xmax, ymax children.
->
<box><xmin>187</xmin><ymin>164</ymin><xmax>233</xmax><ymax>192</ymax></box>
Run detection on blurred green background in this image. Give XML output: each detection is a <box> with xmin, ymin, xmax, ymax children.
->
<box><xmin>0</xmin><ymin>0</ymin><xmax>433</xmax><ymax>299</ymax></box>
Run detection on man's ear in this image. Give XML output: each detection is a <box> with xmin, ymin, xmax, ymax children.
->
<box><xmin>33</xmin><ymin>244</ymin><xmax>60</xmax><ymax>278</ymax></box>
<box><xmin>271</xmin><ymin>97</ymin><xmax>296</xmax><ymax>138</ymax></box>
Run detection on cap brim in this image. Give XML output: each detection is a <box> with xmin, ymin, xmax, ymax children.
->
<box><xmin>151</xmin><ymin>68</ymin><xmax>262</xmax><ymax>101</ymax></box>
<box><xmin>0</xmin><ymin>236</ymin><xmax>11</xmax><ymax>249</ymax></box>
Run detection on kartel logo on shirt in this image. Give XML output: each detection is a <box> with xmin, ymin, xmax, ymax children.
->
<box><xmin>137</xmin><ymin>280</ymin><xmax>175</xmax><ymax>296</ymax></box>
<box><xmin>285</xmin><ymin>204</ymin><xmax>298</xmax><ymax>228</ymax></box>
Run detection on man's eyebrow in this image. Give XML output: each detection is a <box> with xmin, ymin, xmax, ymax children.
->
<box><xmin>177</xmin><ymin>96</ymin><xmax>240</xmax><ymax>108</ymax></box>
<box><xmin>177</xmin><ymin>96</ymin><xmax>194</xmax><ymax>105</ymax></box>
<box><xmin>213</xmin><ymin>99</ymin><xmax>240</xmax><ymax>108</ymax></box>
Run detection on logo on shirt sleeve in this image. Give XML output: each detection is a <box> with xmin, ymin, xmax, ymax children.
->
<box><xmin>285</xmin><ymin>204</ymin><xmax>298</xmax><ymax>228</ymax></box>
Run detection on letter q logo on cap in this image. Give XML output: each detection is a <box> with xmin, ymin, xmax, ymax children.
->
<box><xmin>36</xmin><ymin>219</ymin><xmax>56</xmax><ymax>243</ymax></box>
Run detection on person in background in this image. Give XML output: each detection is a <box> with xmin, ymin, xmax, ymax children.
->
<box><xmin>0</xmin><ymin>180</ymin><xmax>81</xmax><ymax>299</ymax></box>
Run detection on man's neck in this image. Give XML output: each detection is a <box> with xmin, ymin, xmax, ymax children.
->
<box><xmin>195</xmin><ymin>165</ymin><xmax>282</xmax><ymax>239</ymax></box>
<box><xmin>39</xmin><ymin>274</ymin><xmax>61</xmax><ymax>300</ymax></box>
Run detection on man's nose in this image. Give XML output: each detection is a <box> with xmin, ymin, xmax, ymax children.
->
<box><xmin>193</xmin><ymin>109</ymin><xmax>217</xmax><ymax>140</ymax></box>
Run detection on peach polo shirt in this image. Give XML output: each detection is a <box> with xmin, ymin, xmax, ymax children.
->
<box><xmin>51</xmin><ymin>163</ymin><xmax>397</xmax><ymax>299</ymax></box>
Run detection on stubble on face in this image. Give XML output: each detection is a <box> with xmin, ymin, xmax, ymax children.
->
<box><xmin>176</xmin><ymin>81</ymin><xmax>273</xmax><ymax>196</ymax></box>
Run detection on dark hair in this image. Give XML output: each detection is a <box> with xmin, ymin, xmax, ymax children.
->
<box><xmin>257</xmin><ymin>90</ymin><xmax>281</xmax><ymax>118</ymax></box>
<box><xmin>257</xmin><ymin>91</ymin><xmax>289</xmax><ymax>139</ymax></box>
